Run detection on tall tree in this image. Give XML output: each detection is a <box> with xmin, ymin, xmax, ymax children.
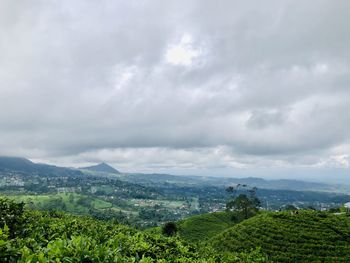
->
<box><xmin>226</xmin><ymin>185</ymin><xmax>261</xmax><ymax>219</ymax></box>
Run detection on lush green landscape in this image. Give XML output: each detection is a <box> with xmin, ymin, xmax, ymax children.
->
<box><xmin>1</xmin><ymin>156</ymin><xmax>350</xmax><ymax>230</ymax></box>
<box><xmin>2</xmin><ymin>157</ymin><xmax>350</xmax><ymax>262</ymax></box>
<box><xmin>3</xmin><ymin>196</ymin><xmax>350</xmax><ymax>262</ymax></box>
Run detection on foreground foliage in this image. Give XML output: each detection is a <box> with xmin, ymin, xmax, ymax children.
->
<box><xmin>0</xmin><ymin>198</ymin><xmax>268</xmax><ymax>262</ymax></box>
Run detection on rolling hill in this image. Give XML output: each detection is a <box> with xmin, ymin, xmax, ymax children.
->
<box><xmin>210</xmin><ymin>211</ymin><xmax>350</xmax><ymax>262</ymax></box>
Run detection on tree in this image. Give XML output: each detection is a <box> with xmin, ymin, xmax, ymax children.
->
<box><xmin>162</xmin><ymin>222</ymin><xmax>178</xmax><ymax>236</ymax></box>
<box><xmin>226</xmin><ymin>185</ymin><xmax>261</xmax><ymax>219</ymax></box>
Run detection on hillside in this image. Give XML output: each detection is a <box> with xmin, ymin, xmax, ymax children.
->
<box><xmin>177</xmin><ymin>212</ymin><xmax>238</xmax><ymax>242</ymax></box>
<box><xmin>210</xmin><ymin>211</ymin><xmax>350</xmax><ymax>262</ymax></box>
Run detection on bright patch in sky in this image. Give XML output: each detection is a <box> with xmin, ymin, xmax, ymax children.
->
<box><xmin>165</xmin><ymin>34</ymin><xmax>201</xmax><ymax>66</ymax></box>
<box><xmin>113</xmin><ymin>66</ymin><xmax>135</xmax><ymax>91</ymax></box>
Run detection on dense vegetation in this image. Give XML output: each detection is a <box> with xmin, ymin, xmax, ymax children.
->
<box><xmin>211</xmin><ymin>211</ymin><xmax>350</xmax><ymax>262</ymax></box>
<box><xmin>3</xmin><ymin>196</ymin><xmax>350</xmax><ymax>262</ymax></box>
<box><xmin>0</xmin><ymin>198</ymin><xmax>268</xmax><ymax>262</ymax></box>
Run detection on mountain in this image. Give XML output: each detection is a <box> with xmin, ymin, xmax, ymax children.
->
<box><xmin>210</xmin><ymin>211</ymin><xmax>350</xmax><ymax>262</ymax></box>
<box><xmin>0</xmin><ymin>156</ymin><xmax>83</xmax><ymax>177</ymax></box>
<box><xmin>230</xmin><ymin>177</ymin><xmax>331</xmax><ymax>191</ymax></box>
<box><xmin>80</xmin><ymin>162</ymin><xmax>120</xmax><ymax>174</ymax></box>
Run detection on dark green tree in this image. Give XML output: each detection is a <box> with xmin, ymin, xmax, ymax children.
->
<box><xmin>162</xmin><ymin>221</ymin><xmax>178</xmax><ymax>236</ymax></box>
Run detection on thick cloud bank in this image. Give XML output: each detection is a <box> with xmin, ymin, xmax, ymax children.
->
<box><xmin>1</xmin><ymin>1</ymin><xmax>350</xmax><ymax>178</ymax></box>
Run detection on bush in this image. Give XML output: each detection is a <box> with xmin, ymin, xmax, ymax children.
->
<box><xmin>0</xmin><ymin>197</ymin><xmax>25</xmax><ymax>238</ymax></box>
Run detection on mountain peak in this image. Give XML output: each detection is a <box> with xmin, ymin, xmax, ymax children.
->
<box><xmin>81</xmin><ymin>162</ymin><xmax>120</xmax><ymax>174</ymax></box>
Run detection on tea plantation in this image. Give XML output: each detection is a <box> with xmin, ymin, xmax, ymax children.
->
<box><xmin>177</xmin><ymin>211</ymin><xmax>238</xmax><ymax>243</ymax></box>
<box><xmin>210</xmin><ymin>211</ymin><xmax>350</xmax><ymax>262</ymax></box>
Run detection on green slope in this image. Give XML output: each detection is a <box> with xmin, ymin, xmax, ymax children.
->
<box><xmin>177</xmin><ymin>211</ymin><xmax>238</xmax><ymax>242</ymax></box>
<box><xmin>210</xmin><ymin>211</ymin><xmax>350</xmax><ymax>262</ymax></box>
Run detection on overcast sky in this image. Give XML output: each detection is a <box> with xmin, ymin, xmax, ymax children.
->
<box><xmin>1</xmin><ymin>1</ymin><xmax>350</xmax><ymax>181</ymax></box>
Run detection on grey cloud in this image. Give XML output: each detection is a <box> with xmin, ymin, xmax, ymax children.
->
<box><xmin>1</xmin><ymin>0</ymin><xmax>350</xmax><ymax>175</ymax></box>
<box><xmin>246</xmin><ymin>109</ymin><xmax>288</xmax><ymax>129</ymax></box>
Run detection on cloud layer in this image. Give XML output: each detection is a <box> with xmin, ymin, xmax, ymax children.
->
<box><xmin>1</xmin><ymin>0</ymin><xmax>350</xmax><ymax>177</ymax></box>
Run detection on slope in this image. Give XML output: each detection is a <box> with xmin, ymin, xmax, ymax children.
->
<box><xmin>210</xmin><ymin>211</ymin><xmax>350</xmax><ymax>262</ymax></box>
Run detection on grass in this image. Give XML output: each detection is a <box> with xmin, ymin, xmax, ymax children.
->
<box><xmin>90</xmin><ymin>197</ymin><xmax>113</xmax><ymax>209</ymax></box>
<box><xmin>127</xmin><ymin>199</ymin><xmax>185</xmax><ymax>209</ymax></box>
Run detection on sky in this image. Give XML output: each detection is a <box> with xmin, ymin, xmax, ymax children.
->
<box><xmin>1</xmin><ymin>1</ymin><xmax>350</xmax><ymax>182</ymax></box>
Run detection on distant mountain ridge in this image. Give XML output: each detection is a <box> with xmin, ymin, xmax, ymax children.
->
<box><xmin>80</xmin><ymin>162</ymin><xmax>120</xmax><ymax>174</ymax></box>
<box><xmin>0</xmin><ymin>156</ymin><xmax>83</xmax><ymax>177</ymax></box>
<box><xmin>0</xmin><ymin>156</ymin><xmax>345</xmax><ymax>193</ymax></box>
<box><xmin>123</xmin><ymin>173</ymin><xmax>338</xmax><ymax>192</ymax></box>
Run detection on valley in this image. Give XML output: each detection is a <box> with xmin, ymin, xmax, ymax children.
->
<box><xmin>1</xmin><ymin>157</ymin><xmax>350</xmax><ymax>228</ymax></box>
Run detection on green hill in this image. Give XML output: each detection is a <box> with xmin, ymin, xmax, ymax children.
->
<box><xmin>210</xmin><ymin>211</ymin><xmax>350</xmax><ymax>262</ymax></box>
<box><xmin>177</xmin><ymin>211</ymin><xmax>238</xmax><ymax>242</ymax></box>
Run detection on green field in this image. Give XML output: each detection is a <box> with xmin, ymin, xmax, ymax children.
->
<box><xmin>127</xmin><ymin>198</ymin><xmax>185</xmax><ymax>209</ymax></box>
<box><xmin>7</xmin><ymin>193</ymin><xmax>114</xmax><ymax>214</ymax></box>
